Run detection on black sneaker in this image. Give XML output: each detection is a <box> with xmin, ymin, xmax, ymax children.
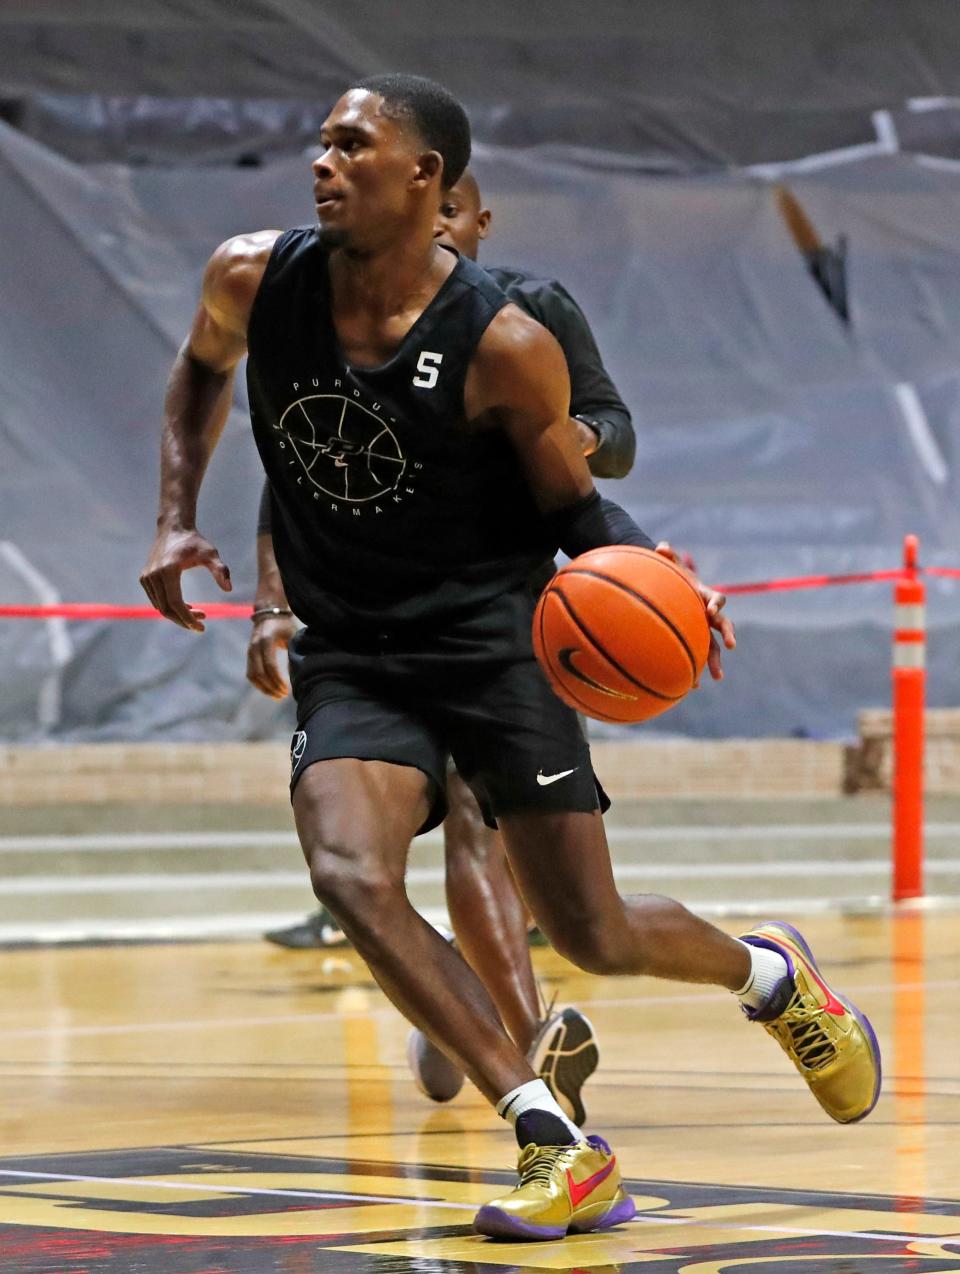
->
<box><xmin>264</xmin><ymin>907</ymin><xmax>349</xmax><ymax>949</ymax></box>
<box><xmin>527</xmin><ymin>1007</ymin><xmax>600</xmax><ymax>1127</ymax></box>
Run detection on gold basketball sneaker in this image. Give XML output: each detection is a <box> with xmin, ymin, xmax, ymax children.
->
<box><xmin>741</xmin><ymin>921</ymin><xmax>882</xmax><ymax>1123</ymax></box>
<box><xmin>473</xmin><ymin>1135</ymin><xmax>636</xmax><ymax>1240</ymax></box>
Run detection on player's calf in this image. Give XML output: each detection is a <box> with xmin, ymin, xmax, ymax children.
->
<box><xmin>538</xmin><ymin>894</ymin><xmax>695</xmax><ymax>979</ymax></box>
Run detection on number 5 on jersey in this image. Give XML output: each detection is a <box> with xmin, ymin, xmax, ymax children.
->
<box><xmin>413</xmin><ymin>350</ymin><xmax>443</xmax><ymax>389</ymax></box>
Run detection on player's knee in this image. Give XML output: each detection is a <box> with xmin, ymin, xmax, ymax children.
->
<box><xmin>306</xmin><ymin>840</ymin><xmax>400</xmax><ymax>926</ymax></box>
<box><xmin>557</xmin><ymin>895</ymin><xmax>693</xmax><ymax>976</ymax></box>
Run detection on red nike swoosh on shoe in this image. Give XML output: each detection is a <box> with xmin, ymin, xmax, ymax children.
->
<box><xmin>567</xmin><ymin>1156</ymin><xmax>616</xmax><ymax>1207</ymax></box>
<box><xmin>804</xmin><ymin>964</ymin><xmax>847</xmax><ymax>1017</ymax></box>
<box><xmin>776</xmin><ymin>937</ymin><xmax>846</xmax><ymax>1017</ymax></box>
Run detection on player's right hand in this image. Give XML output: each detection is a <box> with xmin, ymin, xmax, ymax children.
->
<box><xmin>140</xmin><ymin>527</ymin><xmax>232</xmax><ymax>632</ymax></box>
<box><xmin>655</xmin><ymin>540</ymin><xmax>735</xmax><ymax>682</ymax></box>
<box><xmin>246</xmin><ymin>612</ymin><xmax>299</xmax><ymax>699</ymax></box>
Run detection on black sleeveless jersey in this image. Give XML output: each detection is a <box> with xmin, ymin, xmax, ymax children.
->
<box><xmin>247</xmin><ymin>228</ymin><xmax>554</xmax><ymax>635</ymax></box>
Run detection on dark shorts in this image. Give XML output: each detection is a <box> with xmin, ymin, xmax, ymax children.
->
<box><xmin>287</xmin><ymin>590</ymin><xmax>609</xmax><ymax>835</ymax></box>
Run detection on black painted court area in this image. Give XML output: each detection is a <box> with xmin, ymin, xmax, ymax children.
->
<box><xmin>2</xmin><ymin>1143</ymin><xmax>959</xmax><ymax>1273</ymax></box>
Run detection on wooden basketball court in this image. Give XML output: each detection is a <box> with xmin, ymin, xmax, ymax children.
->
<box><xmin>1</xmin><ymin>908</ymin><xmax>957</xmax><ymax>1272</ymax></box>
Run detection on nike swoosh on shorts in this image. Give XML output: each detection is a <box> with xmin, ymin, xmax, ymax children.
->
<box><xmin>536</xmin><ymin>768</ymin><xmax>577</xmax><ymax>786</ymax></box>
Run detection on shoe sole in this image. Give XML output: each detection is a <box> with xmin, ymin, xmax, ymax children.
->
<box><xmin>529</xmin><ymin>1008</ymin><xmax>599</xmax><ymax>1127</ymax></box>
<box><xmin>263</xmin><ymin>933</ymin><xmax>348</xmax><ymax>949</ymax></box>
<box><xmin>263</xmin><ymin>920</ymin><xmax>349</xmax><ymax>949</ymax></box>
<box><xmin>757</xmin><ymin>919</ymin><xmax>883</xmax><ymax>1123</ymax></box>
<box><xmin>405</xmin><ymin>1029</ymin><xmax>465</xmax><ymax>1103</ymax></box>
<box><xmin>473</xmin><ymin>1192</ymin><xmax>636</xmax><ymax>1241</ymax></box>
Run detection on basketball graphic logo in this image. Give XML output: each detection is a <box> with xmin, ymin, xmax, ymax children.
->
<box><xmin>290</xmin><ymin>730</ymin><xmax>307</xmax><ymax>774</ymax></box>
<box><xmin>278</xmin><ymin>394</ymin><xmax>406</xmax><ymax>503</ymax></box>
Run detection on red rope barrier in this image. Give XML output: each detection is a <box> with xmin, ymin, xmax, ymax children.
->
<box><xmin>0</xmin><ymin>564</ymin><xmax>956</xmax><ymax>619</ymax></box>
<box><xmin>0</xmin><ymin>603</ymin><xmax>251</xmax><ymax>620</ymax></box>
<box><xmin>717</xmin><ymin>569</ymin><xmax>908</xmax><ymax>595</ymax></box>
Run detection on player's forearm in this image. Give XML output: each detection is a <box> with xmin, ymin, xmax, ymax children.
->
<box><xmin>546</xmin><ymin>490</ymin><xmax>655</xmax><ymax>558</ymax></box>
<box><xmin>254</xmin><ymin>484</ymin><xmax>289</xmax><ymax>608</ymax></box>
<box><xmin>256</xmin><ymin>480</ymin><xmax>273</xmax><ymax>538</ymax></box>
<box><xmin>155</xmin><ymin>347</ymin><xmax>234</xmax><ymax>530</ymax></box>
<box><xmin>535</xmin><ymin>280</ymin><xmax>635</xmax><ymax>479</ymax></box>
<box><xmin>581</xmin><ymin>408</ymin><xmax>636</xmax><ymax>480</ymax></box>
<box><xmin>254</xmin><ymin>532</ymin><xmax>290</xmax><ymax>611</ymax></box>
<box><xmin>551</xmin><ymin>292</ymin><xmax>635</xmax><ymax>478</ymax></box>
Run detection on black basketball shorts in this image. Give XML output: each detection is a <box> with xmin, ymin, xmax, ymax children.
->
<box><xmin>286</xmin><ymin>594</ymin><xmax>609</xmax><ymax>835</ymax></box>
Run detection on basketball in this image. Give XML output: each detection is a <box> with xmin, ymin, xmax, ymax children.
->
<box><xmin>532</xmin><ymin>545</ymin><xmax>712</xmax><ymax>724</ymax></box>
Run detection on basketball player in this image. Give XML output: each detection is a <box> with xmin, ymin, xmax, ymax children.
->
<box><xmin>141</xmin><ymin>75</ymin><xmax>881</xmax><ymax>1242</ymax></box>
<box><xmin>251</xmin><ymin>167</ymin><xmax>636</xmax><ymax>1123</ymax></box>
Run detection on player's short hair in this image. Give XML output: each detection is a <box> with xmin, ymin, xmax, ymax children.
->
<box><xmin>353</xmin><ymin>73</ymin><xmax>471</xmax><ymax>189</ymax></box>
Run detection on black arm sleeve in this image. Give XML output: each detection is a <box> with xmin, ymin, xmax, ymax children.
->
<box><xmin>256</xmin><ymin>480</ymin><xmax>273</xmax><ymax>537</ymax></box>
<box><xmin>527</xmin><ymin>281</ymin><xmax>636</xmax><ymax>480</ymax></box>
<box><xmin>544</xmin><ymin>490</ymin><xmax>655</xmax><ymax>559</ymax></box>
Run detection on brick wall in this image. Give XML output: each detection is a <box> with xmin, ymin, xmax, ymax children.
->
<box><xmin>0</xmin><ymin>743</ymin><xmax>291</xmax><ymax>805</ymax></box>
<box><xmin>0</xmin><ymin>738</ymin><xmax>848</xmax><ymax>805</ymax></box>
<box><xmin>845</xmin><ymin>708</ymin><xmax>960</xmax><ymax>794</ymax></box>
<box><xmin>8</xmin><ymin>715</ymin><xmax>956</xmax><ymax>805</ymax></box>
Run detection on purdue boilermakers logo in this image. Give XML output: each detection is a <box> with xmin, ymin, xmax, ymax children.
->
<box><xmin>277</xmin><ymin>391</ymin><xmax>407</xmax><ymax>503</ymax></box>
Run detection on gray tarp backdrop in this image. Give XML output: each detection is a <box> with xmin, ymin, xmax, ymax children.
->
<box><xmin>1</xmin><ymin>1</ymin><xmax>959</xmax><ymax>742</ymax></box>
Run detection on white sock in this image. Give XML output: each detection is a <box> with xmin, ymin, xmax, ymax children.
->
<box><xmin>735</xmin><ymin>940</ymin><xmax>790</xmax><ymax>1011</ymax></box>
<box><xmin>495</xmin><ymin>1078</ymin><xmax>582</xmax><ymax>1142</ymax></box>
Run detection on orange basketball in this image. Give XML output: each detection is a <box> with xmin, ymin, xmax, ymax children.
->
<box><xmin>532</xmin><ymin>545</ymin><xmax>711</xmax><ymax>724</ymax></box>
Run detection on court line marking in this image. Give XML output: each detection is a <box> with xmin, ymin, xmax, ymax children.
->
<box><xmin>8</xmin><ymin>893</ymin><xmax>960</xmax><ymax>945</ymax></box>
<box><xmin>0</xmin><ymin>1168</ymin><xmax>474</xmax><ymax>1211</ymax></box>
<box><xmin>4</xmin><ymin>978</ymin><xmax>960</xmax><ymax>1039</ymax></box>
<box><xmin>629</xmin><ymin>1212</ymin><xmax>960</xmax><ymax>1247</ymax></box>
<box><xmin>6</xmin><ymin>859</ymin><xmax>960</xmax><ymax>897</ymax></box>
<box><xmin>0</xmin><ymin>1010</ymin><xmax>393</xmax><ymax>1039</ymax></box>
<box><xmin>1</xmin><ymin>1055</ymin><xmax>957</xmax><ymax>1089</ymax></box>
<box><xmin>1</xmin><ymin>1070</ymin><xmax>955</xmax><ymax>1105</ymax></box>
<box><xmin>2</xmin><ymin>823</ymin><xmax>959</xmax><ymax>853</ymax></box>
<box><xmin>0</xmin><ymin>1170</ymin><xmax>954</xmax><ymax>1247</ymax></box>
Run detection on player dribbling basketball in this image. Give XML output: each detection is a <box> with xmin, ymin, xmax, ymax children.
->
<box><xmin>141</xmin><ymin>74</ymin><xmax>882</xmax><ymax>1242</ymax></box>
<box><xmin>252</xmin><ymin>165</ymin><xmax>641</xmax><ymax>1124</ymax></box>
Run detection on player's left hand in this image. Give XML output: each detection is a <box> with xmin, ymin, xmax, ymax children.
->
<box><xmin>655</xmin><ymin>541</ymin><xmax>736</xmax><ymax>682</ymax></box>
